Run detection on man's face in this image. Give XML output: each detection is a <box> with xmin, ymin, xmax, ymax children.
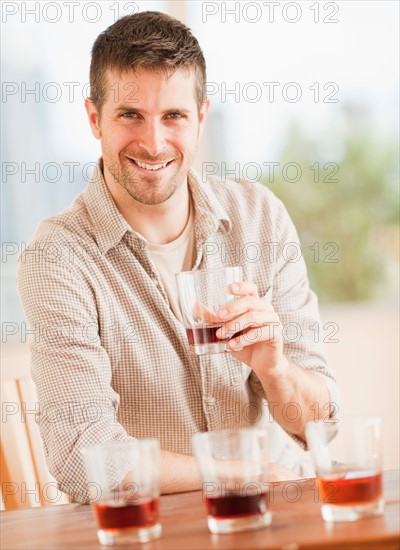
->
<box><xmin>86</xmin><ymin>68</ymin><xmax>209</xmax><ymax>206</ymax></box>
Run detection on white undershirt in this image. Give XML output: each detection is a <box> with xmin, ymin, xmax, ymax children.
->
<box><xmin>147</xmin><ymin>200</ymin><xmax>195</xmax><ymax>321</ymax></box>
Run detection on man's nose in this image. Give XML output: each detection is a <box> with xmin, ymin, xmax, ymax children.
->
<box><xmin>137</xmin><ymin>120</ymin><xmax>167</xmax><ymax>157</ymax></box>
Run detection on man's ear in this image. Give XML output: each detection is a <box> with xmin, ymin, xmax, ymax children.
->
<box><xmin>198</xmin><ymin>97</ymin><xmax>211</xmax><ymax>139</ymax></box>
<box><xmin>85</xmin><ymin>98</ymin><xmax>102</xmax><ymax>139</ymax></box>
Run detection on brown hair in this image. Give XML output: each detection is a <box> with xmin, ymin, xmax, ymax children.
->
<box><xmin>89</xmin><ymin>11</ymin><xmax>207</xmax><ymax>113</ymax></box>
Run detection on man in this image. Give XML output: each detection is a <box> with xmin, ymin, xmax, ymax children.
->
<box><xmin>17</xmin><ymin>11</ymin><xmax>338</xmax><ymax>503</ymax></box>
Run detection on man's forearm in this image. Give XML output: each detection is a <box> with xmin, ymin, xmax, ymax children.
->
<box><xmin>258</xmin><ymin>356</ymin><xmax>331</xmax><ymax>441</ymax></box>
<box><xmin>158</xmin><ymin>449</ymin><xmax>302</xmax><ymax>494</ymax></box>
<box><xmin>159</xmin><ymin>449</ymin><xmax>202</xmax><ymax>494</ymax></box>
<box><xmin>158</xmin><ymin>358</ymin><xmax>331</xmax><ymax>494</ymax></box>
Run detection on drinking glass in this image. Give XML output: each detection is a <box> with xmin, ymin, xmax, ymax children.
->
<box><xmin>305</xmin><ymin>416</ymin><xmax>384</xmax><ymax>522</ymax></box>
<box><xmin>192</xmin><ymin>428</ymin><xmax>271</xmax><ymax>534</ymax></box>
<box><xmin>82</xmin><ymin>439</ymin><xmax>161</xmax><ymax>545</ymax></box>
<box><xmin>175</xmin><ymin>266</ymin><xmax>243</xmax><ymax>355</ymax></box>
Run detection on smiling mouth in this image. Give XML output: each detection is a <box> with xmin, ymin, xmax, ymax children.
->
<box><xmin>127</xmin><ymin>157</ymin><xmax>175</xmax><ymax>172</ymax></box>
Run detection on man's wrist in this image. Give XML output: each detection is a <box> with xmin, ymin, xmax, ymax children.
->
<box><xmin>267</xmin><ymin>355</ymin><xmax>292</xmax><ymax>379</ymax></box>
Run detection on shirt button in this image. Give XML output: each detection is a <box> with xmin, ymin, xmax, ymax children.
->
<box><xmin>204</xmin><ymin>396</ymin><xmax>217</xmax><ymax>412</ymax></box>
<box><xmin>205</xmin><ymin>396</ymin><xmax>216</xmax><ymax>405</ymax></box>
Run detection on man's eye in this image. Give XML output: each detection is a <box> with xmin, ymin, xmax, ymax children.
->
<box><xmin>166</xmin><ymin>112</ymin><xmax>183</xmax><ymax>119</ymax></box>
<box><xmin>121</xmin><ymin>112</ymin><xmax>139</xmax><ymax>118</ymax></box>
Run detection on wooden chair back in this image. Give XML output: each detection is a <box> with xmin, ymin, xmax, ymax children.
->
<box><xmin>1</xmin><ymin>345</ymin><xmax>69</xmax><ymax>509</ymax></box>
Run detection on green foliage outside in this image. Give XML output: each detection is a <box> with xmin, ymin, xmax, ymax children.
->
<box><xmin>263</xmin><ymin>115</ymin><xmax>399</xmax><ymax>302</ymax></box>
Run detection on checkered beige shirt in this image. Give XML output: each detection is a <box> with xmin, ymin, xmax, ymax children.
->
<box><xmin>17</xmin><ymin>160</ymin><xmax>338</xmax><ymax>503</ymax></box>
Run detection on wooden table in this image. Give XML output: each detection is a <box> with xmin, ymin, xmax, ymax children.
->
<box><xmin>1</xmin><ymin>471</ymin><xmax>399</xmax><ymax>549</ymax></box>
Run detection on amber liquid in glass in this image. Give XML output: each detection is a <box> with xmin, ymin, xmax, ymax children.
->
<box><xmin>186</xmin><ymin>325</ymin><xmax>247</xmax><ymax>346</ymax></box>
<box><xmin>93</xmin><ymin>497</ymin><xmax>159</xmax><ymax>532</ymax></box>
<box><xmin>205</xmin><ymin>492</ymin><xmax>268</xmax><ymax>519</ymax></box>
<box><xmin>318</xmin><ymin>471</ymin><xmax>382</xmax><ymax>505</ymax></box>
<box><xmin>186</xmin><ymin>325</ymin><xmax>224</xmax><ymax>346</ymax></box>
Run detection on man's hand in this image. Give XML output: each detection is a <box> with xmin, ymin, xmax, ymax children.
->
<box><xmin>214</xmin><ymin>281</ymin><xmax>288</xmax><ymax>377</ymax></box>
<box><xmin>208</xmin><ymin>280</ymin><xmax>331</xmax><ymax>440</ymax></box>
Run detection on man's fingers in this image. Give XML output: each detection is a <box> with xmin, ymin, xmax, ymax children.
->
<box><xmin>216</xmin><ymin>309</ymin><xmax>277</xmax><ymax>337</ymax></box>
<box><xmin>226</xmin><ymin>324</ymin><xmax>281</xmax><ymax>351</ymax></box>
<box><xmin>229</xmin><ymin>280</ymin><xmax>259</xmax><ymax>298</ymax></box>
<box><xmin>217</xmin><ymin>295</ymin><xmax>269</xmax><ymax>321</ymax></box>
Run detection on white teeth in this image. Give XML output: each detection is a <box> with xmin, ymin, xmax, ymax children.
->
<box><xmin>133</xmin><ymin>159</ymin><xmax>170</xmax><ymax>171</ymax></box>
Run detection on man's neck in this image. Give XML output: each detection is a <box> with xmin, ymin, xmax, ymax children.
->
<box><xmin>129</xmin><ymin>190</ymin><xmax>191</xmax><ymax>245</ymax></box>
<box><xmin>104</xmin><ymin>170</ymin><xmax>191</xmax><ymax>245</ymax></box>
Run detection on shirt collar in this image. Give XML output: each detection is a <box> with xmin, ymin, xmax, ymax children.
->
<box><xmin>84</xmin><ymin>159</ymin><xmax>133</xmax><ymax>254</ymax></box>
<box><xmin>188</xmin><ymin>169</ymin><xmax>232</xmax><ymax>239</ymax></box>
<box><xmin>83</xmin><ymin>159</ymin><xmax>232</xmax><ymax>255</ymax></box>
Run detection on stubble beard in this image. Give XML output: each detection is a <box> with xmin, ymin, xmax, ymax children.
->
<box><xmin>109</xmin><ymin>156</ymin><xmax>185</xmax><ymax>206</ymax></box>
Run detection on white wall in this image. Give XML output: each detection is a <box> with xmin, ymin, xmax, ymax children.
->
<box><xmin>320</xmin><ymin>301</ymin><xmax>399</xmax><ymax>470</ymax></box>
